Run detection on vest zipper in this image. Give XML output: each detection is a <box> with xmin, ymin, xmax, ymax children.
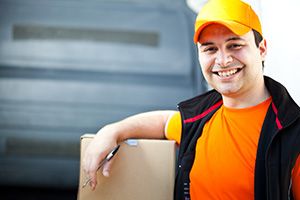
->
<box><xmin>264</xmin><ymin>129</ymin><xmax>280</xmax><ymax>200</ymax></box>
<box><xmin>288</xmin><ymin>177</ymin><xmax>292</xmax><ymax>200</ymax></box>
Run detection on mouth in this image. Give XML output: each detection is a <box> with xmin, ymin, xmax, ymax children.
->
<box><xmin>212</xmin><ymin>67</ymin><xmax>243</xmax><ymax>78</ymax></box>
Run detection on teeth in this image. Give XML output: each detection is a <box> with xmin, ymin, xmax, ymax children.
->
<box><xmin>218</xmin><ymin>69</ymin><xmax>238</xmax><ymax>77</ymax></box>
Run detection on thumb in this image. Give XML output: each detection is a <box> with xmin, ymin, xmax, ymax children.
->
<box><xmin>102</xmin><ymin>158</ymin><xmax>115</xmax><ymax>177</ymax></box>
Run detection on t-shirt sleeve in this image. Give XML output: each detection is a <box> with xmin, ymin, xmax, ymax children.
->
<box><xmin>165</xmin><ymin>111</ymin><xmax>182</xmax><ymax>144</ymax></box>
<box><xmin>292</xmin><ymin>155</ymin><xmax>300</xmax><ymax>200</ymax></box>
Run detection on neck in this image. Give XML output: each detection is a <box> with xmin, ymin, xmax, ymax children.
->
<box><xmin>222</xmin><ymin>78</ymin><xmax>270</xmax><ymax>109</ymax></box>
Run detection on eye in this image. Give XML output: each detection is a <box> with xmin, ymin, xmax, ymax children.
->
<box><xmin>227</xmin><ymin>43</ymin><xmax>243</xmax><ymax>50</ymax></box>
<box><xmin>202</xmin><ymin>46</ymin><xmax>218</xmax><ymax>53</ymax></box>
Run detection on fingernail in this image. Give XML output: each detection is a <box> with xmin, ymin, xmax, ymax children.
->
<box><xmin>103</xmin><ymin>170</ymin><xmax>110</xmax><ymax>177</ymax></box>
<box><xmin>91</xmin><ymin>183</ymin><xmax>95</xmax><ymax>190</ymax></box>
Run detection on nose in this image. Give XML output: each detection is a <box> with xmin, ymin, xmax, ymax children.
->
<box><xmin>215</xmin><ymin>49</ymin><xmax>233</xmax><ymax>67</ymax></box>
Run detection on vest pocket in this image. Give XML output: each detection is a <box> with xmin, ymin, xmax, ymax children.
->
<box><xmin>175</xmin><ymin>153</ymin><xmax>195</xmax><ymax>200</ymax></box>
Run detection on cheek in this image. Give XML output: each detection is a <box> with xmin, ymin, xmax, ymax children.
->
<box><xmin>235</xmin><ymin>47</ymin><xmax>259</xmax><ymax>65</ymax></box>
<box><xmin>231</xmin><ymin>50</ymin><xmax>246</xmax><ymax>61</ymax></box>
<box><xmin>198</xmin><ymin>54</ymin><xmax>214</xmax><ymax>73</ymax></box>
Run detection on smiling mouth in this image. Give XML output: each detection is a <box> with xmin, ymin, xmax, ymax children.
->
<box><xmin>213</xmin><ymin>68</ymin><xmax>243</xmax><ymax>78</ymax></box>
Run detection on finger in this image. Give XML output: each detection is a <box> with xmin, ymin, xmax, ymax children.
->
<box><xmin>87</xmin><ymin>158</ymin><xmax>101</xmax><ymax>190</ymax></box>
<box><xmin>88</xmin><ymin>171</ymin><xmax>97</xmax><ymax>190</ymax></box>
<box><xmin>82</xmin><ymin>154</ymin><xmax>97</xmax><ymax>189</ymax></box>
<box><xmin>89</xmin><ymin>176</ymin><xmax>97</xmax><ymax>190</ymax></box>
<box><xmin>102</xmin><ymin>158</ymin><xmax>115</xmax><ymax>177</ymax></box>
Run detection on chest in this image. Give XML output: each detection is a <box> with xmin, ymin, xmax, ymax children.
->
<box><xmin>189</xmin><ymin>107</ymin><xmax>266</xmax><ymax>199</ymax></box>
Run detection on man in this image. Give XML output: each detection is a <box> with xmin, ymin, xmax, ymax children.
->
<box><xmin>83</xmin><ymin>0</ymin><xmax>300</xmax><ymax>199</ymax></box>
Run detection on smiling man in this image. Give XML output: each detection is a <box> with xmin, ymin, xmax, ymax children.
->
<box><xmin>83</xmin><ymin>0</ymin><xmax>300</xmax><ymax>199</ymax></box>
<box><xmin>197</xmin><ymin>23</ymin><xmax>269</xmax><ymax>108</ymax></box>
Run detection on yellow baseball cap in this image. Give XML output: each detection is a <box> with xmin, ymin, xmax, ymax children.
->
<box><xmin>194</xmin><ymin>0</ymin><xmax>262</xmax><ymax>43</ymax></box>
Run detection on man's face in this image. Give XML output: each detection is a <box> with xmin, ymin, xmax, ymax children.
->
<box><xmin>197</xmin><ymin>24</ymin><xmax>267</xmax><ymax>98</ymax></box>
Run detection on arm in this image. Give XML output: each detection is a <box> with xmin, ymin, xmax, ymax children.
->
<box><xmin>82</xmin><ymin>110</ymin><xmax>176</xmax><ymax>189</ymax></box>
<box><xmin>292</xmin><ymin>155</ymin><xmax>300</xmax><ymax>200</ymax></box>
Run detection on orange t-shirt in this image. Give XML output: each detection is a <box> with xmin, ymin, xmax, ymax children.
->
<box><xmin>165</xmin><ymin>97</ymin><xmax>300</xmax><ymax>200</ymax></box>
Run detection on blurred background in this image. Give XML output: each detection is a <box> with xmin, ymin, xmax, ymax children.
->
<box><xmin>0</xmin><ymin>0</ymin><xmax>299</xmax><ymax>199</ymax></box>
<box><xmin>0</xmin><ymin>0</ymin><xmax>204</xmax><ymax>199</ymax></box>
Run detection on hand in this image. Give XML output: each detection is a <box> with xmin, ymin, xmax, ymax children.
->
<box><xmin>82</xmin><ymin>110</ymin><xmax>170</xmax><ymax>189</ymax></box>
<box><xmin>82</xmin><ymin>125</ymin><xmax>118</xmax><ymax>190</ymax></box>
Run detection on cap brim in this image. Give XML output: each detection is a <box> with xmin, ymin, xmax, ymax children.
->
<box><xmin>194</xmin><ymin>20</ymin><xmax>251</xmax><ymax>43</ymax></box>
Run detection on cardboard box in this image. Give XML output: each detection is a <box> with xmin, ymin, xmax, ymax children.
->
<box><xmin>78</xmin><ymin>134</ymin><xmax>176</xmax><ymax>200</ymax></box>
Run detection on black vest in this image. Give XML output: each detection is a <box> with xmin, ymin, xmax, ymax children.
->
<box><xmin>174</xmin><ymin>76</ymin><xmax>300</xmax><ymax>200</ymax></box>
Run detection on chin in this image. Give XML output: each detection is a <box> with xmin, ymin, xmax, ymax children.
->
<box><xmin>215</xmin><ymin>87</ymin><xmax>240</xmax><ymax>97</ymax></box>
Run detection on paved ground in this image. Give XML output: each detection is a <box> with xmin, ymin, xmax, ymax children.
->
<box><xmin>1</xmin><ymin>186</ymin><xmax>77</xmax><ymax>200</ymax></box>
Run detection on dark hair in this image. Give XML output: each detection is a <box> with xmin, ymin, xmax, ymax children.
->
<box><xmin>253</xmin><ymin>29</ymin><xmax>264</xmax><ymax>68</ymax></box>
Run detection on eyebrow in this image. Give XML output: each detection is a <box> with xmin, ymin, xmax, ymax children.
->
<box><xmin>199</xmin><ymin>42</ymin><xmax>214</xmax><ymax>47</ymax></box>
<box><xmin>199</xmin><ymin>36</ymin><xmax>245</xmax><ymax>47</ymax></box>
<box><xmin>226</xmin><ymin>36</ymin><xmax>244</xmax><ymax>42</ymax></box>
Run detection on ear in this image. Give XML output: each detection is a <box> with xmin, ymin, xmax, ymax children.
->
<box><xmin>259</xmin><ymin>39</ymin><xmax>267</xmax><ymax>61</ymax></box>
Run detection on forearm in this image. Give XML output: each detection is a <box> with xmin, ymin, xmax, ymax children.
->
<box><xmin>96</xmin><ymin>110</ymin><xmax>176</xmax><ymax>143</ymax></box>
<box><xmin>83</xmin><ymin>110</ymin><xmax>176</xmax><ymax>189</ymax></box>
